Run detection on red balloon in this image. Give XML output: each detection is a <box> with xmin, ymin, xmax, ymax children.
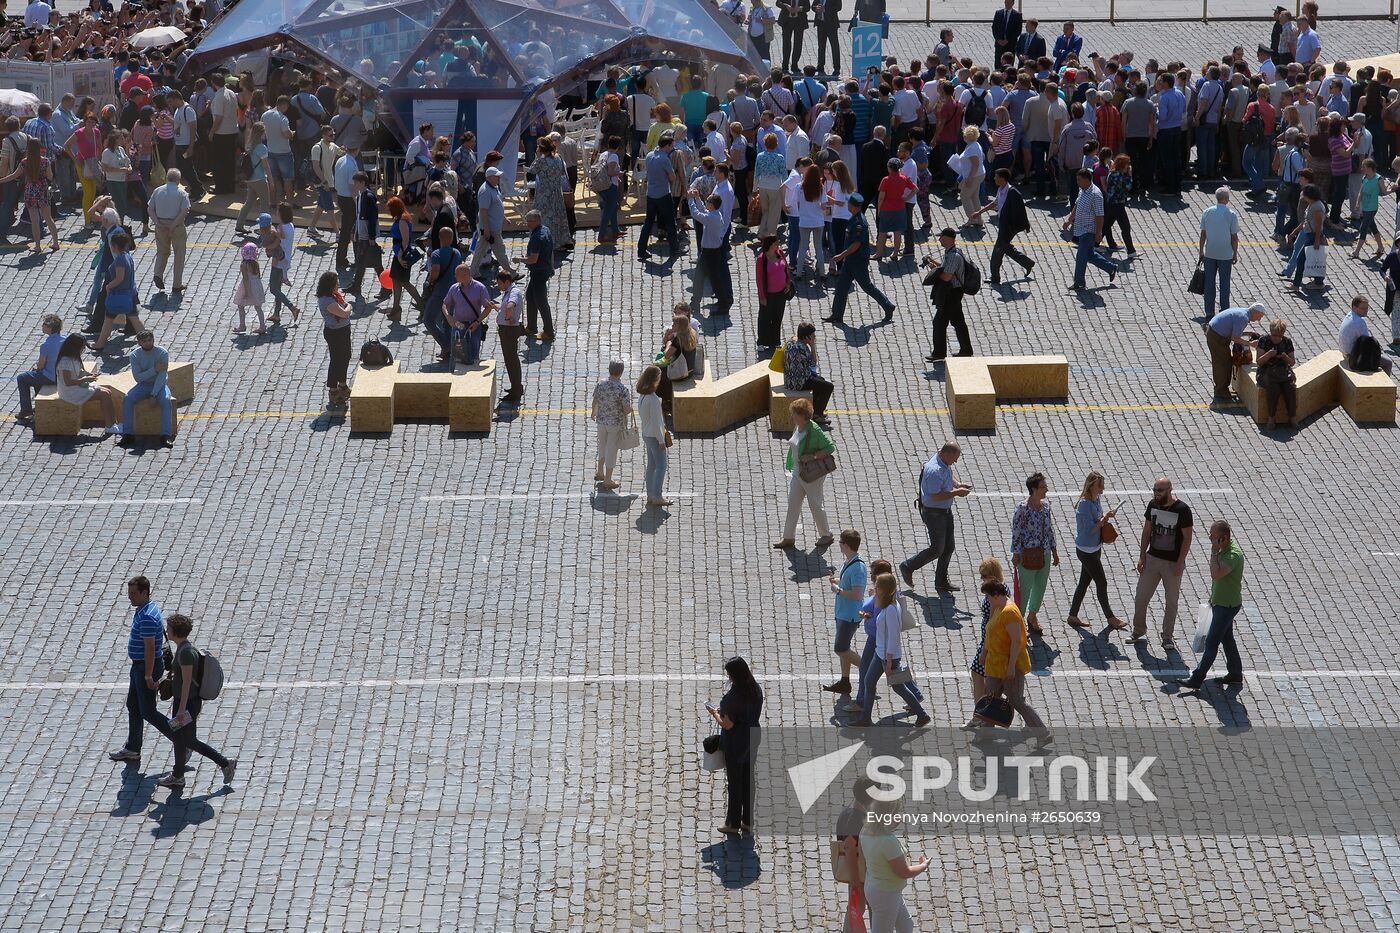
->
<box><xmin>379</xmin><ymin>268</ymin><xmax>394</xmax><ymax>290</ymax></box>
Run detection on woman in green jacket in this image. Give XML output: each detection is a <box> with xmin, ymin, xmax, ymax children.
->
<box><xmin>774</xmin><ymin>397</ymin><xmax>836</xmax><ymax>550</ymax></box>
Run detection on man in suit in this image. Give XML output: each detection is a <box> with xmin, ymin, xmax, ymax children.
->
<box><xmin>973</xmin><ymin>168</ymin><xmax>1036</xmax><ymax>285</ymax></box>
<box><xmin>1014</xmin><ymin>18</ymin><xmax>1046</xmax><ymax>64</ymax></box>
<box><xmin>992</xmin><ymin>0</ymin><xmax>1022</xmax><ymax>70</ymax></box>
<box><xmin>813</xmin><ymin>0</ymin><xmax>841</xmax><ymax>76</ymax></box>
<box><xmin>858</xmin><ymin>126</ymin><xmax>888</xmax><ymax>210</ymax></box>
<box><xmin>348</xmin><ymin>171</ymin><xmax>384</xmax><ymax>296</ymax></box>
<box><xmin>778</xmin><ymin>0</ymin><xmax>810</xmax><ymax>75</ymax></box>
<box><xmin>1052</xmin><ymin>21</ymin><xmax>1083</xmax><ymax>71</ymax></box>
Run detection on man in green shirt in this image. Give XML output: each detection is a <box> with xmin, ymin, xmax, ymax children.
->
<box><xmin>1176</xmin><ymin>520</ymin><xmax>1244</xmax><ymax>689</ymax></box>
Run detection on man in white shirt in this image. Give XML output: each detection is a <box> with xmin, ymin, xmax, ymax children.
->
<box><xmin>899</xmin><ymin>140</ymin><xmax>919</xmax><ymax>257</ymax></box>
<box><xmin>167</xmin><ymin>89</ymin><xmax>202</xmax><ymax>200</ymax></box>
<box><xmin>649</xmin><ymin>62</ymin><xmax>680</xmax><ymax>111</ymax></box>
<box><xmin>891</xmin><ymin>75</ymin><xmax>922</xmax><ymax>144</ymax></box>
<box><xmin>781</xmin><ymin>115</ymin><xmax>809</xmax><ymax>169</ymax></box>
<box><xmin>1198</xmin><ymin>187</ymin><xmax>1240</xmax><ymax>318</ymax></box>
<box><xmin>208</xmin><ymin>73</ymin><xmax>240</xmax><ymax>194</ymax></box>
<box><xmin>1339</xmin><ymin>296</ymin><xmax>1393</xmax><ymax>373</ymax></box>
<box><xmin>332</xmin><ymin>146</ymin><xmax>360</xmax><ymax>268</ymax></box>
<box><xmin>23</xmin><ymin>0</ymin><xmax>51</xmax><ymax>29</ymax></box>
<box><xmin>148</xmin><ymin>169</ymin><xmax>190</xmax><ymax>293</ymax></box>
<box><xmin>309</xmin><ymin>125</ymin><xmax>344</xmax><ymax>239</ymax></box>
<box><xmin>624</xmin><ymin>88</ymin><xmax>656</xmax><ymax>170</ymax></box>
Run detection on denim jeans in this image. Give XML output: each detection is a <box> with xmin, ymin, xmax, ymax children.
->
<box><xmin>1074</xmin><ymin>232</ymin><xmax>1117</xmax><ymax>287</ymax></box>
<box><xmin>1202</xmin><ymin>256</ymin><xmax>1232</xmax><ymax>317</ymax></box>
<box><xmin>126</xmin><ymin>659</ymin><xmax>174</xmax><ymax>753</ymax></box>
<box><xmin>1244</xmin><ymin>144</ymin><xmax>1270</xmax><ymax>191</ymax></box>
<box><xmin>1189</xmin><ymin>604</ymin><xmax>1242</xmax><ymax>682</ymax></box>
<box><xmin>1195</xmin><ymin>122</ymin><xmax>1219</xmax><ymax>178</ymax></box>
<box><xmin>643</xmin><ymin>435</ymin><xmax>667</xmax><ymax>500</ymax></box>
<box><xmin>599</xmin><ymin>184</ymin><xmax>620</xmax><ymax>238</ymax></box>
<box><xmin>860</xmin><ymin>656</ymin><xmax>926</xmax><ymax>721</ymax></box>
<box><xmin>15</xmin><ymin>369</ymin><xmax>55</xmax><ymax>417</ymax></box>
<box><xmin>853</xmin><ymin>631</ymin><xmax>923</xmax><ymax>707</ymax></box>
<box><xmin>423</xmin><ymin>283</ymin><xmax>453</xmax><ymax>354</ymax></box>
<box><xmin>122</xmin><ymin>379</ymin><xmax>173</xmax><ymax>437</ymax></box>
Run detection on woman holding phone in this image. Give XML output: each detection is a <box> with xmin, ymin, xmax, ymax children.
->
<box><xmin>707</xmin><ymin>657</ymin><xmax>763</xmax><ymax>835</ymax></box>
<box><xmin>1067</xmin><ymin>471</ymin><xmax>1126</xmax><ymax>630</ymax></box>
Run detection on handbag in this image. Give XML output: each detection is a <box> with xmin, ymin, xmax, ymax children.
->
<box><xmin>1020</xmin><ymin>546</ymin><xmax>1046</xmax><ymax>571</ymax></box>
<box><xmin>1187</xmin><ymin>259</ymin><xmax>1205</xmax><ymax>295</ymax></box>
<box><xmin>666</xmin><ymin>353</ymin><xmax>690</xmax><ymax>381</ymax></box>
<box><xmin>1100</xmin><ymin>521</ymin><xmax>1119</xmax><ymax>545</ymax></box>
<box><xmin>701</xmin><ymin>732</ymin><xmax>725</xmax><ymax>771</ymax></box>
<box><xmin>798</xmin><ymin>452</ymin><xmax>837</xmax><ymax>483</ymax></box>
<box><xmin>746</xmin><ymin>191</ymin><xmax>762</xmax><ymax>227</ymax></box>
<box><xmin>899</xmin><ymin>594</ymin><xmax>919</xmax><ymax>632</ymax></box>
<box><xmin>886</xmin><ymin>662</ymin><xmax>914</xmax><ymax>686</ymax></box>
<box><xmin>664</xmin><ymin>429</ymin><xmax>674</xmax><ymax>448</ymax></box>
<box><xmin>1303</xmin><ymin>244</ymin><xmax>1327</xmax><ymax>279</ymax></box>
<box><xmin>619</xmin><ymin>416</ymin><xmax>641</xmax><ymax>450</ymax></box>
<box><xmin>973</xmin><ymin>694</ymin><xmax>1015</xmax><ymax>727</ymax></box>
<box><xmin>1231</xmin><ymin>344</ymin><xmax>1252</xmax><ymax>367</ymax></box>
<box><xmin>831</xmin><ymin>838</ymin><xmax>867</xmax><ymax>884</ymax></box>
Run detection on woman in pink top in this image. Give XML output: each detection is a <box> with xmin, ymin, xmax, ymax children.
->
<box><xmin>755</xmin><ymin>234</ymin><xmax>790</xmax><ymax>351</ymax></box>
<box><xmin>64</xmin><ymin>111</ymin><xmax>104</xmax><ymax>221</ymax></box>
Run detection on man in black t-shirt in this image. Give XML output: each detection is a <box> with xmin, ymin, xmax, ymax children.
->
<box><xmin>1129</xmin><ymin>477</ymin><xmax>1194</xmax><ymax>646</ymax></box>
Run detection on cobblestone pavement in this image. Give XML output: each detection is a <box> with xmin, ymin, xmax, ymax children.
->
<box><xmin>3</xmin><ymin>21</ymin><xmax>1400</xmax><ymax>933</ymax></box>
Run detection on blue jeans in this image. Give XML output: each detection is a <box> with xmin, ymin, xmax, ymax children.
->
<box><xmin>786</xmin><ymin>213</ymin><xmax>800</xmax><ymax>257</ymax></box>
<box><xmin>830</xmin><ymin>259</ymin><xmax>895</xmax><ymax>322</ymax></box>
<box><xmin>1189</xmin><ymin>604</ymin><xmax>1242</xmax><ymax>682</ymax></box>
<box><xmin>1283</xmin><ymin>229</ymin><xmax>1323</xmax><ymax>287</ymax></box>
<box><xmin>1244</xmin><ymin>144</ymin><xmax>1270</xmax><ymax>191</ymax></box>
<box><xmin>1195</xmin><ymin>122</ymin><xmax>1219</xmax><ymax>178</ymax></box>
<box><xmin>599</xmin><ymin>184</ymin><xmax>620</xmax><ymax>239</ymax></box>
<box><xmin>15</xmin><ymin>369</ymin><xmax>54</xmax><ymax>417</ymax></box>
<box><xmin>853</xmin><ymin>633</ymin><xmax>923</xmax><ymax>707</ymax></box>
<box><xmin>1202</xmin><ymin>256</ymin><xmax>1231</xmax><ymax>317</ymax></box>
<box><xmin>122</xmin><ymin>378</ymin><xmax>174</xmax><ymax>436</ymax></box>
<box><xmin>423</xmin><ymin>284</ymin><xmax>453</xmax><ymax>355</ymax></box>
<box><xmin>860</xmin><ymin>655</ymin><xmax>926</xmax><ymax>722</ymax></box>
<box><xmin>126</xmin><ymin>659</ymin><xmax>174</xmax><ymax>753</ymax></box>
<box><xmin>1073</xmin><ymin>232</ymin><xmax>1117</xmax><ymax>288</ymax></box>
<box><xmin>643</xmin><ymin>435</ymin><xmax>667</xmax><ymax>500</ymax></box>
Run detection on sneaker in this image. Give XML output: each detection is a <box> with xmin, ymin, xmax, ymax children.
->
<box><xmin>108</xmin><ymin>746</ymin><xmax>140</xmax><ymax>762</ymax></box>
<box><xmin>104</xmin><ymin>424</ymin><xmax>122</xmax><ymax>434</ymax></box>
<box><xmin>156</xmin><ymin>774</ymin><xmax>185</xmax><ymax>789</ymax></box>
<box><xmin>1125</xmin><ymin>634</ymin><xmax>1147</xmax><ymax>645</ymax></box>
<box><xmin>222</xmin><ymin>758</ymin><xmax>238</xmax><ymax>786</ymax></box>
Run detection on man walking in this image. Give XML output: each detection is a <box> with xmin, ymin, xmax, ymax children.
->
<box><xmin>1175</xmin><ymin>521</ymin><xmax>1245</xmax><ymax>690</ymax></box>
<box><xmin>348</xmin><ymin>171</ymin><xmax>384</xmax><ymax>297</ymax></box>
<box><xmin>1205</xmin><ymin>303</ymin><xmax>1264</xmax><ymax>401</ymax></box>
<box><xmin>1198</xmin><ymin>186</ymin><xmax>1240</xmax><ymax>318</ymax></box>
<box><xmin>899</xmin><ymin>442</ymin><xmax>971</xmax><ymax>593</ymax></box>
<box><xmin>13</xmin><ymin>314</ymin><xmax>63</xmax><ymax>425</ymax></box>
<box><xmin>975</xmin><ymin>169</ymin><xmax>1035</xmax><ymax>284</ymax></box>
<box><xmin>824</xmin><ymin>193</ymin><xmax>895</xmax><ymax>325</ymax></box>
<box><xmin>1129</xmin><ymin>479</ymin><xmax>1193</xmax><ymax>647</ymax></box>
<box><xmin>108</xmin><ymin>576</ymin><xmax>176</xmax><ymax>764</ymax></box>
<box><xmin>823</xmin><ymin>530</ymin><xmax>868</xmax><ymax>696</ymax></box>
<box><xmin>638</xmin><ymin>134</ymin><xmax>679</xmax><ymax>262</ymax></box>
<box><xmin>148</xmin><ymin>168</ymin><xmax>189</xmax><ymax>294</ymax></box>
<box><xmin>1062</xmin><ymin>169</ymin><xmax>1119</xmax><ymax>290</ymax></box>
<box><xmin>118</xmin><ymin>331</ymin><xmax>175</xmax><ymax>447</ymax></box>
<box><xmin>925</xmin><ymin>227</ymin><xmax>974</xmax><ymax>362</ymax></box>
<box><xmin>471</xmin><ymin>167</ymin><xmax>515</xmax><ymax>276</ymax></box>
<box><xmin>522</xmin><ymin>210</ymin><xmax>556</xmax><ymax>341</ymax></box>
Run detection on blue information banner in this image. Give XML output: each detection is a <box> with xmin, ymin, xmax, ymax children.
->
<box><xmin>851</xmin><ymin>20</ymin><xmax>883</xmax><ymax>76</ymax></box>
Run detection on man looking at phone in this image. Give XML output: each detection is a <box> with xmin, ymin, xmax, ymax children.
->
<box><xmin>899</xmin><ymin>442</ymin><xmax>971</xmax><ymax>593</ymax></box>
<box><xmin>1176</xmin><ymin>521</ymin><xmax>1245</xmax><ymax>690</ymax></box>
<box><xmin>1129</xmin><ymin>478</ymin><xmax>1193</xmax><ymax>647</ymax></box>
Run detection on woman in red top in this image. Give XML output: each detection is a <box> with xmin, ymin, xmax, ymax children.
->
<box><xmin>64</xmin><ymin>110</ymin><xmax>104</xmax><ymax>222</ymax></box>
<box><xmin>874</xmin><ymin>159</ymin><xmax>914</xmax><ymax>260</ymax></box>
<box><xmin>755</xmin><ymin>234</ymin><xmax>790</xmax><ymax>351</ymax></box>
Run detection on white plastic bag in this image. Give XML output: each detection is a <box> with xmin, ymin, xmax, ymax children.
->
<box><xmin>1303</xmin><ymin>244</ymin><xmax>1327</xmax><ymax>279</ymax></box>
<box><xmin>1191</xmin><ymin>604</ymin><xmax>1213</xmax><ymax>654</ymax></box>
<box><xmin>899</xmin><ymin>595</ymin><xmax>919</xmax><ymax>632</ymax></box>
<box><xmin>701</xmin><ymin>747</ymin><xmax>725</xmax><ymax>772</ymax></box>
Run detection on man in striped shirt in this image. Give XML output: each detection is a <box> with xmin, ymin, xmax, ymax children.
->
<box><xmin>1062</xmin><ymin>168</ymin><xmax>1119</xmax><ymax>290</ymax></box>
<box><xmin>108</xmin><ymin>575</ymin><xmax>176</xmax><ymax>763</ymax></box>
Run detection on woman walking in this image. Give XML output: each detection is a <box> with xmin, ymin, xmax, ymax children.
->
<box><xmin>708</xmin><ymin>656</ymin><xmax>763</xmax><ymax>835</ymax></box>
<box><xmin>965</xmin><ymin>557</ymin><xmax>1004</xmax><ymax>728</ymax></box>
<box><xmin>0</xmin><ymin>137</ymin><xmax>59</xmax><ymax>251</ymax></box>
<box><xmin>1067</xmin><ymin>471</ymin><xmax>1126</xmax><ymax>631</ymax></box>
<box><xmin>794</xmin><ymin>164</ymin><xmax>826</xmax><ymax>279</ymax></box>
<box><xmin>637</xmin><ymin>364</ymin><xmax>671</xmax><ymax>508</ymax></box>
<box><xmin>156</xmin><ymin>613</ymin><xmax>236</xmax><ymax>791</ymax></box>
<box><xmin>860</xmin><ymin>798</ymin><xmax>931</xmax><ymax>933</ymax></box>
<box><xmin>853</xmin><ymin>573</ymin><xmax>930</xmax><ymax>728</ymax></box>
<box><xmin>773</xmin><ymin>397</ymin><xmax>835</xmax><ymax>551</ymax></box>
<box><xmin>956</xmin><ymin>124</ymin><xmax>985</xmax><ymax>227</ymax></box>
<box><xmin>754</xmin><ymin>235</ymin><xmax>790</xmax><ymax>352</ymax></box>
<box><xmin>1010</xmin><ymin>472</ymin><xmax>1058</xmax><ymax>637</ymax></box>
<box><xmin>234</xmin><ymin>122</ymin><xmax>270</xmax><ymax>236</ymax></box>
<box><xmin>823</xmin><ymin>160</ymin><xmax>855</xmax><ymax>279</ymax></box>
<box><xmin>386</xmin><ymin>196</ymin><xmax>423</xmax><ymax>320</ymax></box>
<box><xmin>1103</xmin><ymin>154</ymin><xmax>1136</xmax><ymax>258</ymax></box>
<box><xmin>91</xmin><ymin>232</ymin><xmax>143</xmax><ymax>353</ymax></box>
<box><xmin>268</xmin><ymin>203</ymin><xmax>300</xmax><ymax>324</ymax></box>
<box><xmin>754</xmin><ymin>132</ymin><xmax>787</xmax><ymax>238</ymax></box>
<box><xmin>66</xmin><ymin>111</ymin><xmax>104</xmax><ymax>221</ymax></box>
<box><xmin>590</xmin><ymin>361</ymin><xmax>633</xmax><ymax>491</ymax></box>
<box><xmin>979</xmin><ymin>579</ymin><xmax>1047</xmax><ymax>731</ymax></box>
<box><xmin>317</xmin><ymin>271</ymin><xmax>353</xmax><ymax>410</ymax></box>
<box><xmin>531</xmin><ymin>137</ymin><xmax>573</xmax><ymax>250</ymax></box>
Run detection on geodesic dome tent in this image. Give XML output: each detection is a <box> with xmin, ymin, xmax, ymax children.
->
<box><xmin>187</xmin><ymin>0</ymin><xmax>764</xmax><ymax>182</ymax></box>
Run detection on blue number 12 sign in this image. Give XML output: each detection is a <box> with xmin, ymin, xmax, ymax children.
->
<box><xmin>851</xmin><ymin>21</ymin><xmax>883</xmax><ymax>76</ymax></box>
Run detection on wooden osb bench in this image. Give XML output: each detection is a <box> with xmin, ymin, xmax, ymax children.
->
<box><xmin>33</xmin><ymin>361</ymin><xmax>196</xmax><ymax>437</ymax></box>
<box><xmin>350</xmin><ymin>361</ymin><xmax>497</xmax><ymax>433</ymax></box>
<box><xmin>943</xmin><ymin>355</ymin><xmax>1070</xmax><ymax>430</ymax></box>
<box><xmin>672</xmin><ymin>360</ymin><xmax>771</xmax><ymax>433</ymax></box>
<box><xmin>768</xmin><ymin>370</ymin><xmax>814</xmax><ymax>433</ymax></box>
<box><xmin>1233</xmin><ymin>349</ymin><xmax>1395</xmax><ymax>425</ymax></box>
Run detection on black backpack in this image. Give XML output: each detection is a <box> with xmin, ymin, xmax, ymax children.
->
<box><xmin>1241</xmin><ymin>108</ymin><xmax>1266</xmax><ymax>147</ymax></box>
<box><xmin>963</xmin><ymin>88</ymin><xmax>988</xmax><ymax>127</ymax></box>
<box><xmin>1348</xmin><ymin>335</ymin><xmax>1382</xmax><ymax>373</ymax></box>
<box><xmin>359</xmin><ymin>339</ymin><xmax>394</xmax><ymax>367</ymax></box>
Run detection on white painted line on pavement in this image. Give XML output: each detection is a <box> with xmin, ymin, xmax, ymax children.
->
<box><xmin>971</xmin><ymin>488</ymin><xmax>1235</xmax><ymax>499</ymax></box>
<box><xmin>1372</xmin><ymin>552</ymin><xmax>1400</xmax><ymax>557</ymax></box>
<box><xmin>0</xmin><ymin>497</ymin><xmax>202</xmax><ymax>507</ymax></box>
<box><xmin>5</xmin><ymin>668</ymin><xmax>1400</xmax><ymax>691</ymax></box>
<box><xmin>422</xmin><ymin>493</ymin><xmax>699</xmax><ymax>501</ymax></box>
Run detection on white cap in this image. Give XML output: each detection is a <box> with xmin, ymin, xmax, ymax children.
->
<box><xmin>485</xmin><ymin>166</ymin><xmax>503</xmax><ymax>178</ymax></box>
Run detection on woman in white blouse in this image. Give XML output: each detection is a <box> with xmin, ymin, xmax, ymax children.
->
<box><xmin>636</xmin><ymin>365</ymin><xmax>671</xmax><ymax>508</ymax></box>
<box><xmin>53</xmin><ymin>334</ymin><xmax>121</xmax><ymax>433</ymax></box>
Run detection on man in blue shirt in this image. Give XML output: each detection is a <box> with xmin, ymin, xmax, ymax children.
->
<box><xmin>687</xmin><ymin>190</ymin><xmax>733</xmax><ymax>315</ymax></box>
<box><xmin>825</xmin><ymin>193</ymin><xmax>895</xmax><ymax>325</ymax></box>
<box><xmin>823</xmin><ymin>529</ymin><xmax>868</xmax><ymax>695</ymax></box>
<box><xmin>14</xmin><ymin>313</ymin><xmax>63</xmax><ymax>423</ymax></box>
<box><xmin>637</xmin><ymin>134</ymin><xmax>678</xmax><ymax>262</ymax></box>
<box><xmin>899</xmin><ymin>442</ymin><xmax>972</xmax><ymax>591</ymax></box>
<box><xmin>119</xmin><ymin>331</ymin><xmax>174</xmax><ymax>445</ymax></box>
<box><xmin>108</xmin><ymin>575</ymin><xmax>176</xmax><ymax>763</ymax></box>
<box><xmin>1206</xmin><ymin>303</ymin><xmax>1264</xmax><ymax>400</ymax></box>
<box><xmin>1154</xmin><ymin>74</ymin><xmax>1187</xmax><ymax>195</ymax></box>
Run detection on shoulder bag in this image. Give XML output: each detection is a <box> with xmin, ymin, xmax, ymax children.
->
<box><xmin>665</xmin><ymin>351</ymin><xmax>690</xmax><ymax>381</ymax></box>
<box><xmin>1020</xmin><ymin>546</ymin><xmax>1046</xmax><ymax>571</ymax></box>
<box><xmin>797</xmin><ymin>429</ymin><xmax>837</xmax><ymax>482</ymax></box>
<box><xmin>619</xmin><ymin>414</ymin><xmax>641</xmax><ymax>450</ymax></box>
<box><xmin>1099</xmin><ymin>520</ymin><xmax>1119</xmax><ymax>545</ymax></box>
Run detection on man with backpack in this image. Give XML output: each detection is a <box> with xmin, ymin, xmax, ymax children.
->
<box><xmin>157</xmin><ymin>612</ymin><xmax>236</xmax><ymax>790</ymax></box>
<box><xmin>925</xmin><ymin>227</ymin><xmax>976</xmax><ymax>362</ymax></box>
<box><xmin>1340</xmin><ymin>296</ymin><xmax>1393</xmax><ymax>375</ymax></box>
